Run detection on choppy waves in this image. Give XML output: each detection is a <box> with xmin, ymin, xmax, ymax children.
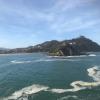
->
<box><xmin>2</xmin><ymin>65</ymin><xmax>100</xmax><ymax>100</ymax></box>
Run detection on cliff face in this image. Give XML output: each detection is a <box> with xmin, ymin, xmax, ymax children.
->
<box><xmin>59</xmin><ymin>43</ymin><xmax>81</xmax><ymax>56</ymax></box>
<box><xmin>0</xmin><ymin>36</ymin><xmax>100</xmax><ymax>55</ymax></box>
<box><xmin>49</xmin><ymin>42</ymin><xmax>84</xmax><ymax>56</ymax></box>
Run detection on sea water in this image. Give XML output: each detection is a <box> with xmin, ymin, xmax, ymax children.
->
<box><xmin>0</xmin><ymin>53</ymin><xmax>100</xmax><ymax>100</ymax></box>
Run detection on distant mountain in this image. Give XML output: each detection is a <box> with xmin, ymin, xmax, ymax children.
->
<box><xmin>0</xmin><ymin>48</ymin><xmax>9</xmax><ymax>50</ymax></box>
<box><xmin>0</xmin><ymin>48</ymin><xmax>10</xmax><ymax>54</ymax></box>
<box><xmin>0</xmin><ymin>36</ymin><xmax>100</xmax><ymax>56</ymax></box>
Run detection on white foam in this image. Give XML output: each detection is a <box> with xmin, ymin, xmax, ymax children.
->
<box><xmin>50</xmin><ymin>81</ymin><xmax>86</xmax><ymax>93</ymax></box>
<box><xmin>3</xmin><ymin>84</ymin><xmax>49</xmax><ymax>100</ymax></box>
<box><xmin>50</xmin><ymin>66</ymin><xmax>100</xmax><ymax>93</ymax></box>
<box><xmin>88</xmin><ymin>54</ymin><xmax>96</xmax><ymax>56</ymax></box>
<box><xmin>49</xmin><ymin>55</ymin><xmax>87</xmax><ymax>59</ymax></box>
<box><xmin>50</xmin><ymin>81</ymin><xmax>100</xmax><ymax>94</ymax></box>
<box><xmin>87</xmin><ymin>66</ymin><xmax>100</xmax><ymax>81</ymax></box>
<box><xmin>67</xmin><ymin>55</ymin><xmax>87</xmax><ymax>58</ymax></box>
<box><xmin>11</xmin><ymin>60</ymin><xmax>32</xmax><ymax>64</ymax></box>
<box><xmin>3</xmin><ymin>66</ymin><xmax>100</xmax><ymax>99</ymax></box>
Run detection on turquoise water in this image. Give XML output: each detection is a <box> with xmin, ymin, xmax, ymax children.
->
<box><xmin>0</xmin><ymin>53</ymin><xmax>100</xmax><ymax>100</ymax></box>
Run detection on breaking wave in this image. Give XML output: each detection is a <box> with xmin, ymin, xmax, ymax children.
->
<box><xmin>3</xmin><ymin>84</ymin><xmax>49</xmax><ymax>100</ymax></box>
<box><xmin>3</xmin><ymin>66</ymin><xmax>100</xmax><ymax>100</ymax></box>
<box><xmin>50</xmin><ymin>66</ymin><xmax>100</xmax><ymax>93</ymax></box>
<box><xmin>87</xmin><ymin>66</ymin><xmax>100</xmax><ymax>81</ymax></box>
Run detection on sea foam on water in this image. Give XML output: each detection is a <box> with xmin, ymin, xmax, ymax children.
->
<box><xmin>3</xmin><ymin>85</ymin><xmax>49</xmax><ymax>100</ymax></box>
<box><xmin>2</xmin><ymin>66</ymin><xmax>100</xmax><ymax>100</ymax></box>
<box><xmin>50</xmin><ymin>66</ymin><xmax>100</xmax><ymax>93</ymax></box>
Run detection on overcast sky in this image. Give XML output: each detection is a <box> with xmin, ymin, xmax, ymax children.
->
<box><xmin>0</xmin><ymin>0</ymin><xmax>100</xmax><ymax>48</ymax></box>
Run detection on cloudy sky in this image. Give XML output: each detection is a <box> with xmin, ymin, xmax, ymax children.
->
<box><xmin>0</xmin><ymin>0</ymin><xmax>100</xmax><ymax>48</ymax></box>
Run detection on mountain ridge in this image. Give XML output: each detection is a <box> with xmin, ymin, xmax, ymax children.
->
<box><xmin>0</xmin><ymin>36</ymin><xmax>100</xmax><ymax>55</ymax></box>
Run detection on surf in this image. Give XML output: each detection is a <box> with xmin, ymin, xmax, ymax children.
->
<box><xmin>2</xmin><ymin>84</ymin><xmax>49</xmax><ymax>100</ymax></box>
<box><xmin>2</xmin><ymin>66</ymin><xmax>100</xmax><ymax>100</ymax></box>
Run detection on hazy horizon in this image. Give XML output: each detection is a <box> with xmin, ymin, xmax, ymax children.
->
<box><xmin>0</xmin><ymin>0</ymin><xmax>100</xmax><ymax>48</ymax></box>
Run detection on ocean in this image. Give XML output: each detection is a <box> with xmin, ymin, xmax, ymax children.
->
<box><xmin>0</xmin><ymin>53</ymin><xmax>100</xmax><ymax>100</ymax></box>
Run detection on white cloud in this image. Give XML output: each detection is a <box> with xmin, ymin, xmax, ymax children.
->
<box><xmin>53</xmin><ymin>0</ymin><xmax>95</xmax><ymax>12</ymax></box>
<box><xmin>49</xmin><ymin>16</ymin><xmax>100</xmax><ymax>34</ymax></box>
<box><xmin>0</xmin><ymin>0</ymin><xmax>99</xmax><ymax>35</ymax></box>
<box><xmin>0</xmin><ymin>0</ymin><xmax>99</xmax><ymax>47</ymax></box>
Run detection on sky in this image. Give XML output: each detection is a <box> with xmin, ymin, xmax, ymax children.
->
<box><xmin>0</xmin><ymin>0</ymin><xmax>100</xmax><ymax>48</ymax></box>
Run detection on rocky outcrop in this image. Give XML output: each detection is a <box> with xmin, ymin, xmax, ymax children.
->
<box><xmin>49</xmin><ymin>42</ymin><xmax>85</xmax><ymax>56</ymax></box>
